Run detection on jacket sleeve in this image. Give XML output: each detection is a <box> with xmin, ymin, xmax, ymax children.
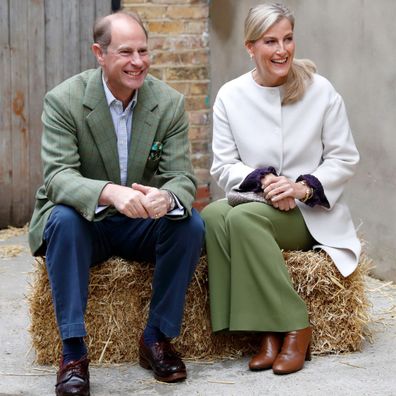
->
<box><xmin>210</xmin><ymin>93</ymin><xmax>256</xmax><ymax>193</ymax></box>
<box><xmin>311</xmin><ymin>92</ymin><xmax>359</xmax><ymax>209</ymax></box>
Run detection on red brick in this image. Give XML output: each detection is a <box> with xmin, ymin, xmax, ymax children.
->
<box><xmin>188</xmin><ymin>111</ymin><xmax>210</xmax><ymax>125</ymax></box>
<box><xmin>191</xmin><ymin>140</ymin><xmax>209</xmax><ymax>153</ymax></box>
<box><xmin>165</xmin><ymin>66</ymin><xmax>208</xmax><ymax>80</ymax></box>
<box><xmin>148</xmin><ymin>20</ymin><xmax>185</xmax><ymax>34</ymax></box>
<box><xmin>169</xmin><ymin>36</ymin><xmax>208</xmax><ymax>50</ymax></box>
<box><xmin>192</xmin><ymin>154</ymin><xmax>210</xmax><ymax>169</ymax></box>
<box><xmin>152</xmin><ymin>50</ymin><xmax>209</xmax><ymax>66</ymax></box>
<box><xmin>148</xmin><ymin>67</ymin><xmax>164</xmax><ymax>80</ymax></box>
<box><xmin>195</xmin><ymin>184</ymin><xmax>210</xmax><ymax>200</ymax></box>
<box><xmin>194</xmin><ymin>169</ymin><xmax>211</xmax><ymax>184</ymax></box>
<box><xmin>123</xmin><ymin>0</ymin><xmax>147</xmax><ymax>4</ymax></box>
<box><xmin>167</xmin><ymin>81</ymin><xmax>189</xmax><ymax>95</ymax></box>
<box><xmin>126</xmin><ymin>5</ymin><xmax>167</xmax><ymax>19</ymax></box>
<box><xmin>189</xmin><ymin>126</ymin><xmax>210</xmax><ymax>141</ymax></box>
<box><xmin>148</xmin><ymin>37</ymin><xmax>169</xmax><ymax>51</ymax></box>
<box><xmin>150</xmin><ymin>0</ymin><xmax>207</xmax><ymax>4</ymax></box>
<box><xmin>190</xmin><ymin>82</ymin><xmax>209</xmax><ymax>95</ymax></box>
<box><xmin>185</xmin><ymin>20</ymin><xmax>208</xmax><ymax>34</ymax></box>
<box><xmin>192</xmin><ymin>200</ymin><xmax>210</xmax><ymax>212</ymax></box>
<box><xmin>167</xmin><ymin>5</ymin><xmax>209</xmax><ymax>19</ymax></box>
<box><xmin>185</xmin><ymin>95</ymin><xmax>209</xmax><ymax>111</ymax></box>
<box><xmin>124</xmin><ymin>0</ymin><xmax>211</xmax><ymax>192</ymax></box>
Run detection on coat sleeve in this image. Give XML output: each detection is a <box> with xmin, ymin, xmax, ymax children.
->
<box><xmin>210</xmin><ymin>93</ymin><xmax>255</xmax><ymax>193</ymax></box>
<box><xmin>311</xmin><ymin>92</ymin><xmax>359</xmax><ymax>209</ymax></box>
<box><xmin>41</xmin><ymin>89</ymin><xmax>110</xmax><ymax>221</ymax></box>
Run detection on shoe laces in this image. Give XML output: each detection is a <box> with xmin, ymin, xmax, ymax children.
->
<box><xmin>154</xmin><ymin>341</ymin><xmax>181</xmax><ymax>360</ymax></box>
<box><xmin>59</xmin><ymin>357</ymin><xmax>89</xmax><ymax>380</ymax></box>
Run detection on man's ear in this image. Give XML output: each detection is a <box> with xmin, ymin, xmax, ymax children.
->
<box><xmin>92</xmin><ymin>43</ymin><xmax>105</xmax><ymax>65</ymax></box>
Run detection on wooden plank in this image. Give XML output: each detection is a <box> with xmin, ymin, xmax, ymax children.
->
<box><xmin>95</xmin><ymin>0</ymin><xmax>111</xmax><ymax>19</ymax></box>
<box><xmin>10</xmin><ymin>0</ymin><xmax>30</xmax><ymax>225</ymax></box>
<box><xmin>62</xmin><ymin>0</ymin><xmax>80</xmax><ymax>79</ymax></box>
<box><xmin>28</xmin><ymin>0</ymin><xmax>46</xmax><ymax>215</ymax></box>
<box><xmin>45</xmin><ymin>0</ymin><xmax>63</xmax><ymax>90</ymax></box>
<box><xmin>0</xmin><ymin>0</ymin><xmax>12</xmax><ymax>227</ymax></box>
<box><xmin>79</xmin><ymin>1</ymin><xmax>96</xmax><ymax>70</ymax></box>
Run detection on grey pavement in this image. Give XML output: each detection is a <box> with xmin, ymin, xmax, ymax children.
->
<box><xmin>0</xmin><ymin>232</ymin><xmax>395</xmax><ymax>396</ymax></box>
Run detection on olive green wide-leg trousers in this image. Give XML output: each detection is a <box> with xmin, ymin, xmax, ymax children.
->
<box><xmin>201</xmin><ymin>199</ymin><xmax>315</xmax><ymax>333</ymax></box>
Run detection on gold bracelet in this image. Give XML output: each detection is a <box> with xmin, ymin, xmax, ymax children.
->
<box><xmin>299</xmin><ymin>181</ymin><xmax>313</xmax><ymax>203</ymax></box>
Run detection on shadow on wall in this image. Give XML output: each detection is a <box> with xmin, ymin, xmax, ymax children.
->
<box><xmin>210</xmin><ymin>0</ymin><xmax>236</xmax><ymax>41</ymax></box>
<box><xmin>209</xmin><ymin>0</ymin><xmax>240</xmax><ymax>201</ymax></box>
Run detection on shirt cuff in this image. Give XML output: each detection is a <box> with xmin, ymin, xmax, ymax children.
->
<box><xmin>166</xmin><ymin>192</ymin><xmax>185</xmax><ymax>216</ymax></box>
<box><xmin>95</xmin><ymin>205</ymin><xmax>108</xmax><ymax>214</ymax></box>
<box><xmin>239</xmin><ymin>167</ymin><xmax>278</xmax><ymax>192</ymax></box>
<box><xmin>296</xmin><ymin>174</ymin><xmax>330</xmax><ymax>208</ymax></box>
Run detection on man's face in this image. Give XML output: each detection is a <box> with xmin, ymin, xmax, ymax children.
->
<box><xmin>94</xmin><ymin>17</ymin><xmax>151</xmax><ymax>103</ymax></box>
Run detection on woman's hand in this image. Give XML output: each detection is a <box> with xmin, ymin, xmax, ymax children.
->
<box><xmin>271</xmin><ymin>196</ymin><xmax>296</xmax><ymax>211</ymax></box>
<box><xmin>261</xmin><ymin>174</ymin><xmax>307</xmax><ymax>211</ymax></box>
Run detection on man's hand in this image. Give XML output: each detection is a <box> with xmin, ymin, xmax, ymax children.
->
<box><xmin>132</xmin><ymin>183</ymin><xmax>171</xmax><ymax>219</ymax></box>
<box><xmin>100</xmin><ymin>183</ymin><xmax>172</xmax><ymax>219</ymax></box>
<box><xmin>99</xmin><ymin>184</ymin><xmax>150</xmax><ymax>218</ymax></box>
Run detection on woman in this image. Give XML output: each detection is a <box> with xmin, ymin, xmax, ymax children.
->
<box><xmin>201</xmin><ymin>3</ymin><xmax>360</xmax><ymax>375</ymax></box>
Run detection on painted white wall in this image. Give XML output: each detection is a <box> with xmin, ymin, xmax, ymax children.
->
<box><xmin>209</xmin><ymin>0</ymin><xmax>396</xmax><ymax>281</ymax></box>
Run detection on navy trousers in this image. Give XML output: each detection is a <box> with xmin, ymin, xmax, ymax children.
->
<box><xmin>43</xmin><ymin>204</ymin><xmax>204</xmax><ymax>341</ymax></box>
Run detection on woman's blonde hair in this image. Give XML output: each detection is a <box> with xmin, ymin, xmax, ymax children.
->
<box><xmin>244</xmin><ymin>3</ymin><xmax>316</xmax><ymax>105</ymax></box>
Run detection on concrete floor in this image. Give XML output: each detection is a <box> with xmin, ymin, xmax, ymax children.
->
<box><xmin>0</xmin><ymin>232</ymin><xmax>395</xmax><ymax>396</ymax></box>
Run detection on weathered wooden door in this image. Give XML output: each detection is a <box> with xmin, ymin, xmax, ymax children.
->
<box><xmin>0</xmin><ymin>0</ymin><xmax>111</xmax><ymax>228</ymax></box>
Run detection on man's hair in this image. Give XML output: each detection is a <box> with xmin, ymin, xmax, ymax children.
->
<box><xmin>93</xmin><ymin>11</ymin><xmax>148</xmax><ymax>52</ymax></box>
<box><xmin>244</xmin><ymin>3</ymin><xmax>316</xmax><ymax>105</ymax></box>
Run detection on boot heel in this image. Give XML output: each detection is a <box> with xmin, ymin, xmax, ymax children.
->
<box><xmin>139</xmin><ymin>355</ymin><xmax>152</xmax><ymax>370</ymax></box>
<box><xmin>305</xmin><ymin>343</ymin><xmax>311</xmax><ymax>361</ymax></box>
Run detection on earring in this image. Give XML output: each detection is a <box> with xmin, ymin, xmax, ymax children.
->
<box><xmin>250</xmin><ymin>54</ymin><xmax>254</xmax><ymax>59</ymax></box>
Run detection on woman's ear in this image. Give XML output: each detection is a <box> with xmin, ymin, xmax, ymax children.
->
<box><xmin>245</xmin><ymin>41</ymin><xmax>254</xmax><ymax>59</ymax></box>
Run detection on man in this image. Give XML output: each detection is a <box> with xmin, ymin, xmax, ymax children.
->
<box><xmin>29</xmin><ymin>11</ymin><xmax>204</xmax><ymax>396</ymax></box>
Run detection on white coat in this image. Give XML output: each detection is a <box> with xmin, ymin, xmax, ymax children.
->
<box><xmin>211</xmin><ymin>71</ymin><xmax>361</xmax><ymax>277</ymax></box>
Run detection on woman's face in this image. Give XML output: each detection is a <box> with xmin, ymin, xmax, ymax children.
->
<box><xmin>246</xmin><ymin>17</ymin><xmax>295</xmax><ymax>87</ymax></box>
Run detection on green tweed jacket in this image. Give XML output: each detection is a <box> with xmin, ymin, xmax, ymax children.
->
<box><xmin>29</xmin><ymin>68</ymin><xmax>197</xmax><ymax>255</ymax></box>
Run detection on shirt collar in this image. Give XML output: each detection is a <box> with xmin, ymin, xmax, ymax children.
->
<box><xmin>102</xmin><ymin>74</ymin><xmax>138</xmax><ymax>112</ymax></box>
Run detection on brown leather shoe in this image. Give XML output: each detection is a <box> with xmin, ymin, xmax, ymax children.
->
<box><xmin>139</xmin><ymin>336</ymin><xmax>187</xmax><ymax>383</ymax></box>
<box><xmin>55</xmin><ymin>355</ymin><xmax>90</xmax><ymax>396</ymax></box>
<box><xmin>249</xmin><ymin>332</ymin><xmax>283</xmax><ymax>371</ymax></box>
<box><xmin>272</xmin><ymin>326</ymin><xmax>312</xmax><ymax>375</ymax></box>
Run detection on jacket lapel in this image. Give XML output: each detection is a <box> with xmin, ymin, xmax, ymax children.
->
<box><xmin>83</xmin><ymin>68</ymin><xmax>121</xmax><ymax>184</ymax></box>
<box><xmin>127</xmin><ymin>78</ymin><xmax>160</xmax><ymax>185</ymax></box>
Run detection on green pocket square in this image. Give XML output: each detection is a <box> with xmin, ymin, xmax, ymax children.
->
<box><xmin>149</xmin><ymin>141</ymin><xmax>163</xmax><ymax>161</ymax></box>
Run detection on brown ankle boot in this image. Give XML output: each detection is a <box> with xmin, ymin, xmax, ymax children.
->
<box><xmin>249</xmin><ymin>332</ymin><xmax>283</xmax><ymax>371</ymax></box>
<box><xmin>272</xmin><ymin>327</ymin><xmax>312</xmax><ymax>375</ymax></box>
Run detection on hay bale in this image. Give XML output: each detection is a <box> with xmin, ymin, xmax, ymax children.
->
<box><xmin>28</xmin><ymin>252</ymin><xmax>370</xmax><ymax>365</ymax></box>
<box><xmin>0</xmin><ymin>244</ymin><xmax>24</xmax><ymax>258</ymax></box>
<box><xmin>284</xmin><ymin>251</ymin><xmax>371</xmax><ymax>355</ymax></box>
<box><xmin>0</xmin><ymin>224</ymin><xmax>28</xmax><ymax>241</ymax></box>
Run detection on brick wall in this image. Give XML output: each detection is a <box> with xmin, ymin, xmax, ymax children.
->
<box><xmin>123</xmin><ymin>0</ymin><xmax>211</xmax><ymax>211</ymax></box>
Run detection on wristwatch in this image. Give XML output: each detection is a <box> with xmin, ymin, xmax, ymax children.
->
<box><xmin>167</xmin><ymin>191</ymin><xmax>176</xmax><ymax>211</ymax></box>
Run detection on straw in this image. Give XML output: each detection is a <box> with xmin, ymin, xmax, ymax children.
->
<box><xmin>28</xmin><ymin>251</ymin><xmax>371</xmax><ymax>365</ymax></box>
